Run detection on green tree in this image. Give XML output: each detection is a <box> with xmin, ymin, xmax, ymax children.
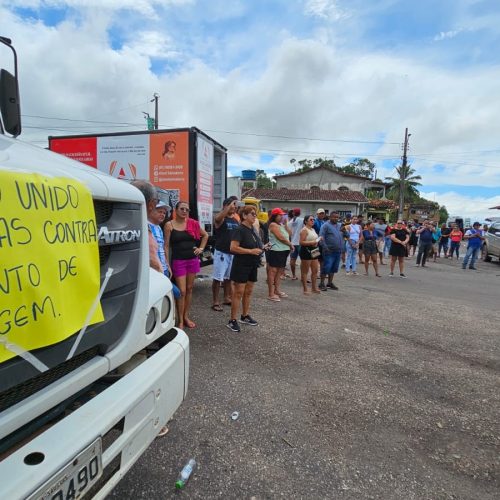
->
<box><xmin>255</xmin><ymin>169</ymin><xmax>276</xmax><ymax>189</ymax></box>
<box><xmin>438</xmin><ymin>205</ymin><xmax>449</xmax><ymax>224</ymax></box>
<box><xmin>290</xmin><ymin>157</ymin><xmax>336</xmax><ymax>173</ymax></box>
<box><xmin>338</xmin><ymin>158</ymin><xmax>375</xmax><ymax>178</ymax></box>
<box><xmin>385</xmin><ymin>164</ymin><xmax>422</xmax><ymax>203</ymax></box>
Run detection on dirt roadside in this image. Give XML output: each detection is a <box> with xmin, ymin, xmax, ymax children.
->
<box><xmin>109</xmin><ymin>257</ymin><xmax>500</xmax><ymax>499</ymax></box>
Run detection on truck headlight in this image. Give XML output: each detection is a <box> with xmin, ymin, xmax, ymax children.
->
<box><xmin>145</xmin><ymin>307</ymin><xmax>156</xmax><ymax>334</ymax></box>
<box><xmin>160</xmin><ymin>296</ymin><xmax>171</xmax><ymax>323</ymax></box>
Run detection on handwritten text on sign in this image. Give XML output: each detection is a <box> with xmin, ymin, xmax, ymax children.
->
<box><xmin>0</xmin><ymin>171</ymin><xmax>104</xmax><ymax>363</ymax></box>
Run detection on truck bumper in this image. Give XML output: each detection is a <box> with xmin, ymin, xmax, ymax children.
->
<box><xmin>0</xmin><ymin>328</ymin><xmax>189</xmax><ymax>500</ymax></box>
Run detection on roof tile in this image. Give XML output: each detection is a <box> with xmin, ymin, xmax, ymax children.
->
<box><xmin>243</xmin><ymin>188</ymin><xmax>368</xmax><ymax>203</ymax></box>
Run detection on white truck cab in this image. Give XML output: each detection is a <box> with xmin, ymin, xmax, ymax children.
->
<box><xmin>0</xmin><ymin>36</ymin><xmax>189</xmax><ymax>499</ymax></box>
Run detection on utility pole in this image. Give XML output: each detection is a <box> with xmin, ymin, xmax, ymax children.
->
<box><xmin>151</xmin><ymin>93</ymin><xmax>159</xmax><ymax>130</ymax></box>
<box><xmin>399</xmin><ymin>127</ymin><xmax>411</xmax><ymax>220</ymax></box>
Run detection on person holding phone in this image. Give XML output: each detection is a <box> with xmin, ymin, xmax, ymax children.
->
<box><xmin>211</xmin><ymin>197</ymin><xmax>240</xmax><ymax>311</ymax></box>
<box><xmin>266</xmin><ymin>208</ymin><xmax>293</xmax><ymax>301</ymax></box>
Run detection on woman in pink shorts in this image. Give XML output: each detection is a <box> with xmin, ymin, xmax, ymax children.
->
<box><xmin>164</xmin><ymin>201</ymin><xmax>208</xmax><ymax>329</ymax></box>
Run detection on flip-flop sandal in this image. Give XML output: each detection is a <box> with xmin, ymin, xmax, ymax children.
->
<box><xmin>291</xmin><ymin>277</ymin><xmax>298</xmax><ymax>280</ymax></box>
<box><xmin>157</xmin><ymin>426</ymin><xmax>169</xmax><ymax>437</ymax></box>
<box><xmin>211</xmin><ymin>304</ymin><xmax>223</xmax><ymax>312</ymax></box>
<box><xmin>223</xmin><ymin>301</ymin><xmax>232</xmax><ymax>305</ymax></box>
<box><xmin>267</xmin><ymin>296</ymin><xmax>281</xmax><ymax>302</ymax></box>
<box><xmin>184</xmin><ymin>320</ymin><xmax>196</xmax><ymax>328</ymax></box>
<box><xmin>277</xmin><ymin>292</ymin><xmax>288</xmax><ymax>297</ymax></box>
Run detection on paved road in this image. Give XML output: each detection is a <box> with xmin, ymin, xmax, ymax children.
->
<box><xmin>109</xmin><ymin>255</ymin><xmax>500</xmax><ymax>499</ymax></box>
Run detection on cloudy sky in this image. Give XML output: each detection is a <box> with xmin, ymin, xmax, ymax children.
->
<box><xmin>2</xmin><ymin>0</ymin><xmax>500</xmax><ymax>220</ymax></box>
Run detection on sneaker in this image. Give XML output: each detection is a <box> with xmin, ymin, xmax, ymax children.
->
<box><xmin>226</xmin><ymin>319</ymin><xmax>240</xmax><ymax>332</ymax></box>
<box><xmin>389</xmin><ymin>272</ymin><xmax>394</xmax><ymax>277</ymax></box>
<box><xmin>352</xmin><ymin>271</ymin><xmax>358</xmax><ymax>276</ymax></box>
<box><xmin>239</xmin><ymin>315</ymin><xmax>258</xmax><ymax>326</ymax></box>
<box><xmin>400</xmin><ymin>273</ymin><xmax>407</xmax><ymax>279</ymax></box>
<box><xmin>327</xmin><ymin>283</ymin><xmax>339</xmax><ymax>290</ymax></box>
<box><xmin>346</xmin><ymin>271</ymin><xmax>351</xmax><ymax>276</ymax></box>
<box><xmin>319</xmin><ymin>284</ymin><xmax>328</xmax><ymax>291</ymax></box>
<box><xmin>469</xmin><ymin>267</ymin><xmax>478</xmax><ymax>270</ymax></box>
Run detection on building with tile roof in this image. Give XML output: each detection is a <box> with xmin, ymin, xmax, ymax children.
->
<box><xmin>242</xmin><ymin>187</ymin><xmax>369</xmax><ymax>218</ymax></box>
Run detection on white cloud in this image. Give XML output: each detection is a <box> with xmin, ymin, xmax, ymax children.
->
<box><xmin>2</xmin><ymin>0</ymin><xmax>193</xmax><ymax>17</ymax></box>
<box><xmin>123</xmin><ymin>31</ymin><xmax>180</xmax><ymax>59</ymax></box>
<box><xmin>2</xmin><ymin>3</ymin><xmax>499</xmax><ymax>212</ymax></box>
<box><xmin>420</xmin><ymin>191</ymin><xmax>500</xmax><ymax>222</ymax></box>
<box><xmin>434</xmin><ymin>29</ymin><xmax>462</xmax><ymax>41</ymax></box>
<box><xmin>304</xmin><ymin>0</ymin><xmax>349</xmax><ymax>21</ymax></box>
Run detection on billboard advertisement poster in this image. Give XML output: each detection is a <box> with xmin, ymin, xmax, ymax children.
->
<box><xmin>196</xmin><ymin>135</ymin><xmax>214</xmax><ymax>227</ymax></box>
<box><xmin>150</xmin><ymin>132</ymin><xmax>190</xmax><ymax>205</ymax></box>
<box><xmin>97</xmin><ymin>134</ymin><xmax>149</xmax><ymax>180</ymax></box>
<box><xmin>49</xmin><ymin>137</ymin><xmax>97</xmax><ymax>167</ymax></box>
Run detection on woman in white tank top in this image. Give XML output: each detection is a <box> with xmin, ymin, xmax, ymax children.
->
<box><xmin>299</xmin><ymin>215</ymin><xmax>321</xmax><ymax>294</ymax></box>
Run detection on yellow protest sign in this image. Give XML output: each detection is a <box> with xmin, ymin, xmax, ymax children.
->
<box><xmin>0</xmin><ymin>170</ymin><xmax>104</xmax><ymax>364</ymax></box>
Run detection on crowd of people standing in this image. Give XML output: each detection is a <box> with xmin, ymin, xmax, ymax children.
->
<box><xmin>131</xmin><ymin>180</ymin><xmax>486</xmax><ymax>335</ymax></box>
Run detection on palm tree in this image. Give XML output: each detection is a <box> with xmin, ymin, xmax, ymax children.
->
<box><xmin>385</xmin><ymin>164</ymin><xmax>422</xmax><ymax>206</ymax></box>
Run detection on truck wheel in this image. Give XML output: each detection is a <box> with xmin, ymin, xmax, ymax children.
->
<box><xmin>482</xmin><ymin>247</ymin><xmax>492</xmax><ymax>262</ymax></box>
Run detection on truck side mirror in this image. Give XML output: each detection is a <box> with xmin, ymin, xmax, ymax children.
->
<box><xmin>0</xmin><ymin>69</ymin><xmax>21</xmax><ymax>137</ymax></box>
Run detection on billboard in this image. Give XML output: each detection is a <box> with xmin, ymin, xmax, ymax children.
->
<box><xmin>196</xmin><ymin>135</ymin><xmax>214</xmax><ymax>228</ymax></box>
<box><xmin>50</xmin><ymin>132</ymin><xmax>190</xmax><ymax>207</ymax></box>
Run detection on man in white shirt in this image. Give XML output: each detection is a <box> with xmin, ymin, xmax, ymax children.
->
<box><xmin>287</xmin><ymin>207</ymin><xmax>304</xmax><ymax>280</ymax></box>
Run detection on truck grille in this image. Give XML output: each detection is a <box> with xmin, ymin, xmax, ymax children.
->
<box><xmin>0</xmin><ymin>348</ymin><xmax>99</xmax><ymax>413</ymax></box>
<box><xmin>0</xmin><ymin>200</ymin><xmax>142</xmax><ymax>411</ymax></box>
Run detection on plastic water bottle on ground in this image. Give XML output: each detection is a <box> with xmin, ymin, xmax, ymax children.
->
<box><xmin>175</xmin><ymin>458</ymin><xmax>196</xmax><ymax>489</ymax></box>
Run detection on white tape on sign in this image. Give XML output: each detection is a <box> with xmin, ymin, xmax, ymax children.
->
<box><xmin>0</xmin><ymin>337</ymin><xmax>49</xmax><ymax>373</ymax></box>
<box><xmin>66</xmin><ymin>268</ymin><xmax>114</xmax><ymax>361</ymax></box>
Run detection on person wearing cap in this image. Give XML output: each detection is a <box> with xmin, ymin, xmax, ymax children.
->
<box><xmin>211</xmin><ymin>197</ymin><xmax>241</xmax><ymax>311</ymax></box>
<box><xmin>313</xmin><ymin>208</ymin><xmax>326</xmax><ymax>234</ymax></box>
<box><xmin>286</xmin><ymin>207</ymin><xmax>304</xmax><ymax>280</ymax></box>
<box><xmin>130</xmin><ymin>180</ymin><xmax>181</xmax><ymax>299</ymax></box>
<box><xmin>267</xmin><ymin>208</ymin><xmax>293</xmax><ymax>301</ymax></box>
<box><xmin>462</xmin><ymin>222</ymin><xmax>484</xmax><ymax>270</ymax></box>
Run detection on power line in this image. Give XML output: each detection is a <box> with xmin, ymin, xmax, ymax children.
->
<box><xmin>21</xmin><ymin>114</ymin><xmax>401</xmax><ymax>145</ymax></box>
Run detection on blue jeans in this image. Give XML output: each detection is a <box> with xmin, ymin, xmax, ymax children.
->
<box><xmin>462</xmin><ymin>246</ymin><xmax>480</xmax><ymax>268</ymax></box>
<box><xmin>438</xmin><ymin>240</ymin><xmax>449</xmax><ymax>256</ymax></box>
<box><xmin>322</xmin><ymin>251</ymin><xmax>341</xmax><ymax>275</ymax></box>
<box><xmin>416</xmin><ymin>242</ymin><xmax>432</xmax><ymax>266</ymax></box>
<box><xmin>346</xmin><ymin>244</ymin><xmax>358</xmax><ymax>272</ymax></box>
<box><xmin>384</xmin><ymin>236</ymin><xmax>392</xmax><ymax>257</ymax></box>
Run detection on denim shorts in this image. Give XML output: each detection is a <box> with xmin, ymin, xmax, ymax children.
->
<box><xmin>212</xmin><ymin>249</ymin><xmax>234</xmax><ymax>281</ymax></box>
<box><xmin>322</xmin><ymin>251</ymin><xmax>341</xmax><ymax>275</ymax></box>
<box><xmin>290</xmin><ymin>245</ymin><xmax>300</xmax><ymax>259</ymax></box>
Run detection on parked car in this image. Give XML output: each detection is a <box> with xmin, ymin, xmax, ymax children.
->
<box><xmin>482</xmin><ymin>222</ymin><xmax>500</xmax><ymax>262</ymax></box>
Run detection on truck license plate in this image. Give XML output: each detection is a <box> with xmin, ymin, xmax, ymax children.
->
<box><xmin>27</xmin><ymin>438</ymin><xmax>103</xmax><ymax>500</ymax></box>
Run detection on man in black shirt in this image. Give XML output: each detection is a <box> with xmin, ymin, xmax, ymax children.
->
<box><xmin>438</xmin><ymin>223</ymin><xmax>451</xmax><ymax>258</ymax></box>
<box><xmin>211</xmin><ymin>197</ymin><xmax>240</xmax><ymax>311</ymax></box>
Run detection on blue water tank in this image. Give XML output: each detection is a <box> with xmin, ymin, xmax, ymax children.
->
<box><xmin>241</xmin><ymin>170</ymin><xmax>256</xmax><ymax>180</ymax></box>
